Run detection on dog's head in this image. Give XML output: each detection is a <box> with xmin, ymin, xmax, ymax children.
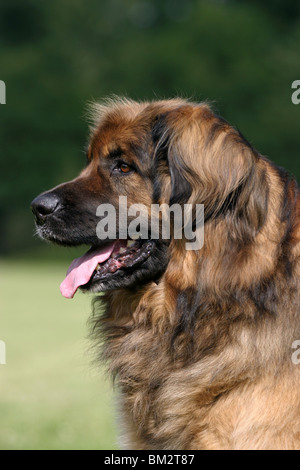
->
<box><xmin>31</xmin><ymin>98</ymin><xmax>267</xmax><ymax>297</ymax></box>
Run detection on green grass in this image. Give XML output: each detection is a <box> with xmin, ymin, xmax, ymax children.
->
<box><xmin>0</xmin><ymin>260</ymin><xmax>117</xmax><ymax>450</ymax></box>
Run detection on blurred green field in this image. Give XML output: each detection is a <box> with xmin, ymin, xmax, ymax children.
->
<box><xmin>0</xmin><ymin>260</ymin><xmax>117</xmax><ymax>450</ymax></box>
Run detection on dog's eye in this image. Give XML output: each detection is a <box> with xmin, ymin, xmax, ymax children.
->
<box><xmin>120</xmin><ymin>163</ymin><xmax>131</xmax><ymax>173</ymax></box>
<box><xmin>113</xmin><ymin>162</ymin><xmax>133</xmax><ymax>175</ymax></box>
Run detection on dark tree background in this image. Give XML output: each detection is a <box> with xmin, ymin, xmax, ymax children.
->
<box><xmin>0</xmin><ymin>0</ymin><xmax>299</xmax><ymax>255</ymax></box>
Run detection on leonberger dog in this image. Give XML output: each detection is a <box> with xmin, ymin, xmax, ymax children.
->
<box><xmin>31</xmin><ymin>98</ymin><xmax>300</xmax><ymax>450</ymax></box>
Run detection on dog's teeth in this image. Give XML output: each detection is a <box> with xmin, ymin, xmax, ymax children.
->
<box><xmin>130</xmin><ymin>234</ymin><xmax>140</xmax><ymax>240</ymax></box>
<box><xmin>127</xmin><ymin>240</ymin><xmax>135</xmax><ymax>248</ymax></box>
<box><xmin>119</xmin><ymin>247</ymin><xmax>127</xmax><ymax>254</ymax></box>
<box><xmin>96</xmin><ymin>264</ymin><xmax>100</xmax><ymax>271</ymax></box>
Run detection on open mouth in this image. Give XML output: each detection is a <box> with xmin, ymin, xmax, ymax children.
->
<box><xmin>60</xmin><ymin>238</ymin><xmax>154</xmax><ymax>298</ymax></box>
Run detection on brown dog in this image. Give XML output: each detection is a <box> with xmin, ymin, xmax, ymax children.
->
<box><xmin>31</xmin><ymin>98</ymin><xmax>300</xmax><ymax>450</ymax></box>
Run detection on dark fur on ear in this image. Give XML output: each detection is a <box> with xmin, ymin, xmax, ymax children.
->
<box><xmin>152</xmin><ymin>112</ymin><xmax>192</xmax><ymax>205</ymax></box>
<box><xmin>152</xmin><ymin>103</ymin><xmax>269</xmax><ymax>242</ymax></box>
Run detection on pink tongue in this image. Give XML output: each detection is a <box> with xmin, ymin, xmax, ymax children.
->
<box><xmin>60</xmin><ymin>243</ymin><xmax>116</xmax><ymax>299</ymax></box>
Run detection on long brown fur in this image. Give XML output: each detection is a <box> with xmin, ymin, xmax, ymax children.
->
<box><xmin>86</xmin><ymin>98</ymin><xmax>300</xmax><ymax>449</ymax></box>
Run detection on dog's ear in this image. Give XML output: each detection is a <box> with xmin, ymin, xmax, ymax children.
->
<box><xmin>152</xmin><ymin>110</ymin><xmax>193</xmax><ymax>206</ymax></box>
<box><xmin>153</xmin><ymin>103</ymin><xmax>269</xmax><ymax>235</ymax></box>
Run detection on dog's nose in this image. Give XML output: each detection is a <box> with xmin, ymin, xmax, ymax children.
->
<box><xmin>31</xmin><ymin>193</ymin><xmax>61</xmax><ymax>223</ymax></box>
